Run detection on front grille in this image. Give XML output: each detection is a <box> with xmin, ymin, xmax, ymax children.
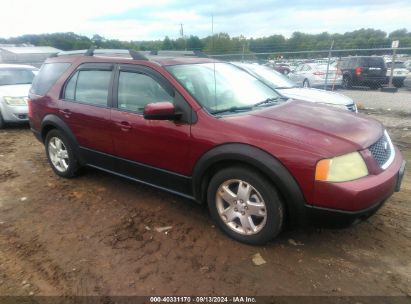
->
<box><xmin>346</xmin><ymin>103</ymin><xmax>357</xmax><ymax>112</ymax></box>
<box><xmin>368</xmin><ymin>131</ymin><xmax>394</xmax><ymax>169</ymax></box>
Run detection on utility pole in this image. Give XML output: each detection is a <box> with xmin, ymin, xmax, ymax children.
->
<box><xmin>388</xmin><ymin>40</ymin><xmax>399</xmax><ymax>88</ymax></box>
<box><xmin>324</xmin><ymin>40</ymin><xmax>334</xmax><ymax>90</ymax></box>
<box><xmin>179</xmin><ymin>23</ymin><xmax>187</xmax><ymax>50</ymax></box>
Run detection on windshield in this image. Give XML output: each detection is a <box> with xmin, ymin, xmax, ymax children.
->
<box><xmin>0</xmin><ymin>68</ymin><xmax>36</xmax><ymax>86</ymax></box>
<box><xmin>241</xmin><ymin>64</ymin><xmax>297</xmax><ymax>89</ymax></box>
<box><xmin>166</xmin><ymin>63</ymin><xmax>282</xmax><ymax>114</ymax></box>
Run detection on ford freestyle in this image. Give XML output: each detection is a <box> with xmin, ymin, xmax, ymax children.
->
<box><xmin>28</xmin><ymin>50</ymin><xmax>406</xmax><ymax>244</ymax></box>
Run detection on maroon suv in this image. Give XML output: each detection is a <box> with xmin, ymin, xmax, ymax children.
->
<box><xmin>28</xmin><ymin>50</ymin><xmax>406</xmax><ymax>244</ymax></box>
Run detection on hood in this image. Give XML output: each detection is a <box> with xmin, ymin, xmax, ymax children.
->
<box><xmin>249</xmin><ymin>100</ymin><xmax>383</xmax><ymax>154</ymax></box>
<box><xmin>0</xmin><ymin>84</ymin><xmax>31</xmax><ymax>97</ymax></box>
<box><xmin>277</xmin><ymin>88</ymin><xmax>353</xmax><ymax>106</ymax></box>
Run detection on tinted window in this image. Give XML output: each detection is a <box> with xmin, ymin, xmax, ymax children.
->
<box><xmin>117</xmin><ymin>72</ymin><xmax>172</xmax><ymax>112</ymax></box>
<box><xmin>64</xmin><ymin>70</ymin><xmax>111</xmax><ymax>107</ymax></box>
<box><xmin>358</xmin><ymin>57</ymin><xmax>385</xmax><ymax>68</ymax></box>
<box><xmin>0</xmin><ymin>69</ymin><xmax>37</xmax><ymax>86</ymax></box>
<box><xmin>30</xmin><ymin>63</ymin><xmax>71</xmax><ymax>96</ymax></box>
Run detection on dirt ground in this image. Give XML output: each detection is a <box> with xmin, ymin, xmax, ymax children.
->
<box><xmin>0</xmin><ymin>109</ymin><xmax>410</xmax><ymax>298</ymax></box>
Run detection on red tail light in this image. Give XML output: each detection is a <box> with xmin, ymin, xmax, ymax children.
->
<box><xmin>355</xmin><ymin>67</ymin><xmax>362</xmax><ymax>76</ymax></box>
<box><xmin>28</xmin><ymin>98</ymin><xmax>33</xmax><ymax>119</ymax></box>
<box><xmin>313</xmin><ymin>71</ymin><xmax>325</xmax><ymax>75</ymax></box>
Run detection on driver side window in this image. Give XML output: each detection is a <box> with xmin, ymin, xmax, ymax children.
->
<box><xmin>117</xmin><ymin>71</ymin><xmax>173</xmax><ymax>113</ymax></box>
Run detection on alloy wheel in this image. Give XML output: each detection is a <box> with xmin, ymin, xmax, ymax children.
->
<box><xmin>215</xmin><ymin>179</ymin><xmax>267</xmax><ymax>235</ymax></box>
<box><xmin>48</xmin><ymin>137</ymin><xmax>69</xmax><ymax>172</ymax></box>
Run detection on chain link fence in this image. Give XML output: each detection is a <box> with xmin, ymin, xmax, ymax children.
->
<box><xmin>208</xmin><ymin>47</ymin><xmax>411</xmax><ymax>91</ymax></box>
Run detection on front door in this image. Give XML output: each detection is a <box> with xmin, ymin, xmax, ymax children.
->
<box><xmin>110</xmin><ymin>65</ymin><xmax>192</xmax><ymax>177</ymax></box>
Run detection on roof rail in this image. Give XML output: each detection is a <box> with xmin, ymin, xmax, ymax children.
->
<box><xmin>143</xmin><ymin>50</ymin><xmax>208</xmax><ymax>58</ymax></box>
<box><xmin>54</xmin><ymin>49</ymin><xmax>149</xmax><ymax>60</ymax></box>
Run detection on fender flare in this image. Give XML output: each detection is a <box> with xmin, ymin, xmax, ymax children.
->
<box><xmin>192</xmin><ymin>143</ymin><xmax>307</xmax><ymax>225</ymax></box>
<box><xmin>40</xmin><ymin>114</ymin><xmax>85</xmax><ymax>165</ymax></box>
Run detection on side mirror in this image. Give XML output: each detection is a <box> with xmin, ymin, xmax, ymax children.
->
<box><xmin>143</xmin><ymin>102</ymin><xmax>181</xmax><ymax>120</ymax></box>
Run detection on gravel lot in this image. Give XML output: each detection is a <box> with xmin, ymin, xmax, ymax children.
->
<box><xmin>0</xmin><ymin>90</ymin><xmax>410</xmax><ymax>300</ymax></box>
<box><xmin>340</xmin><ymin>87</ymin><xmax>411</xmax><ymax>114</ymax></box>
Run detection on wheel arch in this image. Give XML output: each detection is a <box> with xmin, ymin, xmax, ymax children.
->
<box><xmin>192</xmin><ymin>143</ymin><xmax>307</xmax><ymax>225</ymax></box>
<box><xmin>40</xmin><ymin>114</ymin><xmax>85</xmax><ymax>165</ymax></box>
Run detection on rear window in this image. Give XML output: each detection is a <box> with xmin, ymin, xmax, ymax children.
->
<box><xmin>30</xmin><ymin>62</ymin><xmax>71</xmax><ymax>96</ymax></box>
<box><xmin>387</xmin><ymin>62</ymin><xmax>406</xmax><ymax>69</ymax></box>
<box><xmin>358</xmin><ymin>57</ymin><xmax>385</xmax><ymax>68</ymax></box>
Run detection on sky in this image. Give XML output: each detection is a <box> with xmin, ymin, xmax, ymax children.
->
<box><xmin>1</xmin><ymin>0</ymin><xmax>411</xmax><ymax>41</ymax></box>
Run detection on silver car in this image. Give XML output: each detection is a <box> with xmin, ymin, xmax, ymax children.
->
<box><xmin>232</xmin><ymin>63</ymin><xmax>357</xmax><ymax>112</ymax></box>
<box><xmin>0</xmin><ymin>64</ymin><xmax>38</xmax><ymax>128</ymax></box>
<box><xmin>288</xmin><ymin>62</ymin><xmax>342</xmax><ymax>88</ymax></box>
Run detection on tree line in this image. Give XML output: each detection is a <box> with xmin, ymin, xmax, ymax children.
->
<box><xmin>1</xmin><ymin>28</ymin><xmax>410</xmax><ymax>58</ymax></box>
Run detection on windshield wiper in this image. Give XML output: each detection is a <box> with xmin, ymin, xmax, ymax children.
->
<box><xmin>253</xmin><ymin>97</ymin><xmax>288</xmax><ymax>107</ymax></box>
<box><xmin>211</xmin><ymin>105</ymin><xmax>253</xmax><ymax>115</ymax></box>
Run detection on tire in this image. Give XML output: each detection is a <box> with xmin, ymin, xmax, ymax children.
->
<box><xmin>393</xmin><ymin>81</ymin><xmax>404</xmax><ymax>88</ymax></box>
<box><xmin>342</xmin><ymin>76</ymin><xmax>352</xmax><ymax>89</ymax></box>
<box><xmin>207</xmin><ymin>166</ymin><xmax>284</xmax><ymax>245</ymax></box>
<box><xmin>0</xmin><ymin>112</ymin><xmax>4</xmax><ymax>129</ymax></box>
<box><xmin>45</xmin><ymin>129</ymin><xmax>80</xmax><ymax>178</ymax></box>
<box><xmin>303</xmin><ymin>79</ymin><xmax>310</xmax><ymax>88</ymax></box>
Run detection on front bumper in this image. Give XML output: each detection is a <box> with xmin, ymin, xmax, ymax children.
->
<box><xmin>0</xmin><ymin>102</ymin><xmax>29</xmax><ymax>123</ymax></box>
<box><xmin>306</xmin><ymin>150</ymin><xmax>405</xmax><ymax>225</ymax></box>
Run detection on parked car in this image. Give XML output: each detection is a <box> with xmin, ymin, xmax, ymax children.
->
<box><xmin>385</xmin><ymin>61</ymin><xmax>409</xmax><ymax>88</ymax></box>
<box><xmin>266</xmin><ymin>62</ymin><xmax>291</xmax><ymax>75</ymax></box>
<box><xmin>0</xmin><ymin>64</ymin><xmax>38</xmax><ymax>128</ymax></box>
<box><xmin>404</xmin><ymin>75</ymin><xmax>411</xmax><ymax>90</ymax></box>
<box><xmin>232</xmin><ymin>62</ymin><xmax>357</xmax><ymax>112</ymax></box>
<box><xmin>339</xmin><ymin>56</ymin><xmax>387</xmax><ymax>89</ymax></box>
<box><xmin>29</xmin><ymin>49</ymin><xmax>405</xmax><ymax>244</ymax></box>
<box><xmin>288</xmin><ymin>63</ymin><xmax>342</xmax><ymax>88</ymax></box>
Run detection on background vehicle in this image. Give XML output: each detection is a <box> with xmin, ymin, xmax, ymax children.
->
<box><xmin>29</xmin><ymin>49</ymin><xmax>405</xmax><ymax>245</ymax></box>
<box><xmin>404</xmin><ymin>75</ymin><xmax>411</xmax><ymax>90</ymax></box>
<box><xmin>265</xmin><ymin>62</ymin><xmax>291</xmax><ymax>75</ymax></box>
<box><xmin>232</xmin><ymin>62</ymin><xmax>357</xmax><ymax>112</ymax></box>
<box><xmin>0</xmin><ymin>64</ymin><xmax>38</xmax><ymax>128</ymax></box>
<box><xmin>339</xmin><ymin>56</ymin><xmax>387</xmax><ymax>89</ymax></box>
<box><xmin>288</xmin><ymin>63</ymin><xmax>342</xmax><ymax>88</ymax></box>
<box><xmin>386</xmin><ymin>61</ymin><xmax>408</xmax><ymax>88</ymax></box>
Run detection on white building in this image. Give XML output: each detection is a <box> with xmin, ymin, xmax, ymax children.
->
<box><xmin>0</xmin><ymin>46</ymin><xmax>61</xmax><ymax>67</ymax></box>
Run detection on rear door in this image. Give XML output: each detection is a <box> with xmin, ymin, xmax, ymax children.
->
<box><xmin>60</xmin><ymin>63</ymin><xmax>114</xmax><ymax>154</ymax></box>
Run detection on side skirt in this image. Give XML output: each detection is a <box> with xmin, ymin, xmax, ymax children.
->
<box><xmin>80</xmin><ymin>147</ymin><xmax>195</xmax><ymax>200</ymax></box>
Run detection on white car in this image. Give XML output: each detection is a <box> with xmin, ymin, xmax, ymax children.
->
<box><xmin>386</xmin><ymin>61</ymin><xmax>409</xmax><ymax>88</ymax></box>
<box><xmin>232</xmin><ymin>62</ymin><xmax>357</xmax><ymax>112</ymax></box>
<box><xmin>0</xmin><ymin>64</ymin><xmax>38</xmax><ymax>128</ymax></box>
<box><xmin>288</xmin><ymin>62</ymin><xmax>343</xmax><ymax>88</ymax></box>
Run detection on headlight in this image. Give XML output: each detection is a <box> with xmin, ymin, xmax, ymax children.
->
<box><xmin>315</xmin><ymin>152</ymin><xmax>368</xmax><ymax>182</ymax></box>
<box><xmin>3</xmin><ymin>96</ymin><xmax>28</xmax><ymax>106</ymax></box>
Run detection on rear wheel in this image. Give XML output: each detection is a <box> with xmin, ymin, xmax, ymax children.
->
<box><xmin>303</xmin><ymin>79</ymin><xmax>310</xmax><ymax>88</ymax></box>
<box><xmin>207</xmin><ymin>166</ymin><xmax>284</xmax><ymax>245</ymax></box>
<box><xmin>342</xmin><ymin>76</ymin><xmax>352</xmax><ymax>89</ymax></box>
<box><xmin>0</xmin><ymin>112</ymin><xmax>4</xmax><ymax>129</ymax></box>
<box><xmin>45</xmin><ymin>129</ymin><xmax>80</xmax><ymax>178</ymax></box>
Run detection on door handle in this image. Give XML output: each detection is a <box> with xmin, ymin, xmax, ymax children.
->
<box><xmin>116</xmin><ymin>121</ymin><xmax>132</xmax><ymax>131</ymax></box>
<box><xmin>59</xmin><ymin>109</ymin><xmax>71</xmax><ymax>118</ymax></box>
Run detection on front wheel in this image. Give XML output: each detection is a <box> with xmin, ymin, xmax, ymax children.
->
<box><xmin>303</xmin><ymin>79</ymin><xmax>310</xmax><ymax>88</ymax></box>
<box><xmin>207</xmin><ymin>166</ymin><xmax>284</xmax><ymax>244</ymax></box>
